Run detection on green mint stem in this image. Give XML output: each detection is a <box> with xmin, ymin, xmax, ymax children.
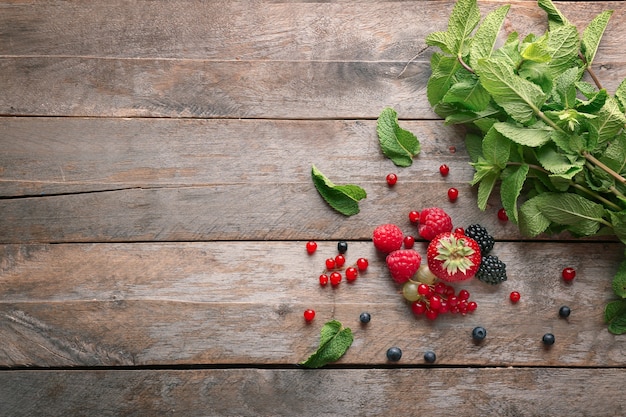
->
<box><xmin>571</xmin><ymin>183</ymin><xmax>623</xmax><ymax>212</ymax></box>
<box><xmin>457</xmin><ymin>55</ymin><xmax>475</xmax><ymax>74</ymax></box>
<box><xmin>579</xmin><ymin>52</ymin><xmax>604</xmax><ymax>90</ymax></box>
<box><xmin>583</xmin><ymin>151</ymin><xmax>626</xmax><ymax>185</ymax></box>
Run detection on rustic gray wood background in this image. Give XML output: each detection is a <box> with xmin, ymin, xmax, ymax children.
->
<box><xmin>1</xmin><ymin>1</ymin><xmax>625</xmax><ymax>416</ymax></box>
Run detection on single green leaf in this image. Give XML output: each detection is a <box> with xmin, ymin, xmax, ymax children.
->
<box><xmin>491</xmin><ymin>32</ymin><xmax>522</xmax><ymax>70</ymax></box>
<box><xmin>482</xmin><ymin>125</ymin><xmax>511</xmax><ymax>168</ymax></box>
<box><xmin>533</xmin><ymin>192</ymin><xmax>606</xmax><ymax>236</ymax></box>
<box><xmin>609</xmin><ymin>212</ymin><xmax>626</xmax><ymax>247</ymax></box>
<box><xmin>519</xmin><ymin>195</ymin><xmax>551</xmax><ymax>237</ymax></box>
<box><xmin>538</xmin><ymin>0</ymin><xmax>570</xmax><ymax>28</ymax></box>
<box><xmin>601</xmin><ymin>132</ymin><xmax>626</xmax><ymax>175</ymax></box>
<box><xmin>425</xmin><ymin>31</ymin><xmax>453</xmax><ymax>54</ymax></box>
<box><xmin>605</xmin><ymin>300</ymin><xmax>626</xmax><ymax>334</ymax></box>
<box><xmin>447</xmin><ymin>0</ymin><xmax>481</xmax><ymax>55</ymax></box>
<box><xmin>470</xmin><ymin>157</ymin><xmax>498</xmax><ymax>186</ymax></box>
<box><xmin>476</xmin><ymin>170</ymin><xmax>499</xmax><ymax>211</ymax></box>
<box><xmin>546</xmin><ymin>24</ymin><xmax>581</xmax><ymax>77</ymax></box>
<box><xmin>442</xmin><ymin>76</ymin><xmax>491</xmax><ymax>112</ymax></box>
<box><xmin>475</xmin><ymin>58</ymin><xmax>547</xmax><ymax>124</ymax></box>
<box><xmin>590</xmin><ymin>96</ymin><xmax>626</xmax><ymax>145</ymax></box>
<box><xmin>501</xmin><ymin>164</ymin><xmax>529</xmax><ymax>224</ymax></box>
<box><xmin>552</xmin><ymin>67</ymin><xmax>579</xmax><ymax>109</ymax></box>
<box><xmin>494</xmin><ymin>122</ymin><xmax>552</xmax><ymax>148</ymax></box>
<box><xmin>311</xmin><ymin>165</ymin><xmax>366</xmax><ymax>216</ymax></box>
<box><xmin>581</xmin><ymin>10</ymin><xmax>613</xmax><ymax>68</ymax></box>
<box><xmin>576</xmin><ymin>89</ymin><xmax>607</xmax><ymax>114</ymax></box>
<box><xmin>300</xmin><ymin>320</ymin><xmax>354</xmax><ymax>368</ymax></box>
<box><xmin>469</xmin><ymin>4</ymin><xmax>510</xmax><ymax>68</ymax></box>
<box><xmin>376</xmin><ymin>107</ymin><xmax>421</xmax><ymax>167</ymax></box>
<box><xmin>521</xmin><ymin>39</ymin><xmax>552</xmax><ymax>63</ymax></box>
<box><xmin>518</xmin><ymin>61</ymin><xmax>553</xmax><ymax>95</ymax></box>
<box><xmin>427</xmin><ymin>53</ymin><xmax>461</xmax><ymax>107</ymax></box>
<box><xmin>536</xmin><ymin>145</ymin><xmax>583</xmax><ymax>174</ymax></box>
<box><xmin>615</xmin><ymin>78</ymin><xmax>626</xmax><ymax>112</ymax></box>
<box><xmin>465</xmin><ymin>133</ymin><xmax>483</xmax><ymax>163</ymax></box>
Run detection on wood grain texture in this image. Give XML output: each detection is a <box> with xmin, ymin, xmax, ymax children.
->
<box><xmin>1</xmin><ymin>242</ymin><xmax>624</xmax><ymax>367</ymax></box>
<box><xmin>1</xmin><ymin>1</ymin><xmax>625</xmax><ymax>118</ymax></box>
<box><xmin>1</xmin><ymin>368</ymin><xmax>624</xmax><ymax>417</ymax></box>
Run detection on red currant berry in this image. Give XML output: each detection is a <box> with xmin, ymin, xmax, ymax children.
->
<box><xmin>448</xmin><ymin>295</ymin><xmax>459</xmax><ymax>307</ymax></box>
<box><xmin>425</xmin><ymin>309</ymin><xmax>439</xmax><ymax>320</ymax></box>
<box><xmin>447</xmin><ymin>187</ymin><xmax>459</xmax><ymax>202</ymax></box>
<box><xmin>319</xmin><ymin>274</ymin><xmax>329</xmax><ymax>286</ymax></box>
<box><xmin>449</xmin><ymin>146</ymin><xmax>456</xmax><ymax>153</ymax></box>
<box><xmin>454</xmin><ymin>227</ymin><xmax>465</xmax><ymax>235</ymax></box>
<box><xmin>497</xmin><ymin>208</ymin><xmax>509</xmax><ymax>221</ymax></box>
<box><xmin>345</xmin><ymin>267</ymin><xmax>358</xmax><ymax>282</ymax></box>
<box><xmin>403</xmin><ymin>235</ymin><xmax>415</xmax><ymax>249</ymax></box>
<box><xmin>562</xmin><ymin>267</ymin><xmax>576</xmax><ymax>282</ymax></box>
<box><xmin>438</xmin><ymin>300</ymin><xmax>449</xmax><ymax>314</ymax></box>
<box><xmin>356</xmin><ymin>257</ymin><xmax>369</xmax><ymax>272</ymax></box>
<box><xmin>334</xmin><ymin>254</ymin><xmax>346</xmax><ymax>268</ymax></box>
<box><xmin>329</xmin><ymin>271</ymin><xmax>342</xmax><ymax>286</ymax></box>
<box><xmin>467</xmin><ymin>301</ymin><xmax>478</xmax><ymax>312</ymax></box>
<box><xmin>325</xmin><ymin>258</ymin><xmax>336</xmax><ymax>270</ymax></box>
<box><xmin>429</xmin><ymin>295</ymin><xmax>442</xmax><ymax>311</ymax></box>
<box><xmin>306</xmin><ymin>241</ymin><xmax>318</xmax><ymax>254</ymax></box>
<box><xmin>510</xmin><ymin>291</ymin><xmax>521</xmax><ymax>303</ymax></box>
<box><xmin>303</xmin><ymin>309</ymin><xmax>316</xmax><ymax>322</ymax></box>
<box><xmin>386</xmin><ymin>173</ymin><xmax>398</xmax><ymax>186</ymax></box>
<box><xmin>411</xmin><ymin>301</ymin><xmax>427</xmax><ymax>315</ymax></box>
<box><xmin>439</xmin><ymin>164</ymin><xmax>450</xmax><ymax>177</ymax></box>
<box><xmin>409</xmin><ymin>210</ymin><xmax>420</xmax><ymax>223</ymax></box>
<box><xmin>433</xmin><ymin>282</ymin><xmax>447</xmax><ymax>294</ymax></box>
<box><xmin>458</xmin><ymin>289</ymin><xmax>470</xmax><ymax>301</ymax></box>
<box><xmin>417</xmin><ymin>283</ymin><xmax>431</xmax><ymax>296</ymax></box>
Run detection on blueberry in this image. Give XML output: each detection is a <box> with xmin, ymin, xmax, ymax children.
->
<box><xmin>359</xmin><ymin>312</ymin><xmax>371</xmax><ymax>324</ymax></box>
<box><xmin>542</xmin><ymin>333</ymin><xmax>555</xmax><ymax>345</ymax></box>
<box><xmin>423</xmin><ymin>350</ymin><xmax>436</xmax><ymax>363</ymax></box>
<box><xmin>559</xmin><ymin>306</ymin><xmax>571</xmax><ymax>318</ymax></box>
<box><xmin>386</xmin><ymin>347</ymin><xmax>402</xmax><ymax>362</ymax></box>
<box><xmin>472</xmin><ymin>326</ymin><xmax>487</xmax><ymax>341</ymax></box>
<box><xmin>337</xmin><ymin>241</ymin><xmax>348</xmax><ymax>254</ymax></box>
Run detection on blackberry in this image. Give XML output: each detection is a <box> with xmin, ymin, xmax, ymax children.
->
<box><xmin>465</xmin><ymin>224</ymin><xmax>495</xmax><ymax>255</ymax></box>
<box><xmin>476</xmin><ymin>255</ymin><xmax>507</xmax><ymax>285</ymax></box>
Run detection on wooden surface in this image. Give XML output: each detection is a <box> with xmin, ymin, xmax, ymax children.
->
<box><xmin>1</xmin><ymin>1</ymin><xmax>625</xmax><ymax>416</ymax></box>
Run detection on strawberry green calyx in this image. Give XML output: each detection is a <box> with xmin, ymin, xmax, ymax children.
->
<box><xmin>427</xmin><ymin>232</ymin><xmax>482</xmax><ymax>282</ymax></box>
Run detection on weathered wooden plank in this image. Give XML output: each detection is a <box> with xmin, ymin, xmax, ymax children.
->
<box><xmin>0</xmin><ymin>118</ymin><xmax>470</xmax><ymax>197</ymax></box>
<box><xmin>1</xmin><ymin>1</ymin><xmax>624</xmax><ymax>118</ymax></box>
<box><xmin>1</xmin><ymin>242</ymin><xmax>624</xmax><ymax>367</ymax></box>
<box><xmin>0</xmin><ymin>368</ymin><xmax>624</xmax><ymax>417</ymax></box>
<box><xmin>1</xmin><ymin>1</ymin><xmax>624</xmax><ymax>61</ymax></box>
<box><xmin>2</xmin><ymin>56</ymin><xmax>625</xmax><ymax>119</ymax></box>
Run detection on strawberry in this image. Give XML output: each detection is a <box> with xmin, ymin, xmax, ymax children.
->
<box><xmin>386</xmin><ymin>249</ymin><xmax>422</xmax><ymax>284</ymax></box>
<box><xmin>372</xmin><ymin>224</ymin><xmax>404</xmax><ymax>254</ymax></box>
<box><xmin>418</xmin><ymin>207</ymin><xmax>453</xmax><ymax>241</ymax></box>
<box><xmin>427</xmin><ymin>232</ymin><xmax>481</xmax><ymax>282</ymax></box>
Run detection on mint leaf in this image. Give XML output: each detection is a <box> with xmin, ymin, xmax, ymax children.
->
<box><xmin>311</xmin><ymin>165</ymin><xmax>366</xmax><ymax>216</ymax></box>
<box><xmin>376</xmin><ymin>107</ymin><xmax>420</xmax><ymax>167</ymax></box>
<box><xmin>475</xmin><ymin>58</ymin><xmax>546</xmax><ymax>124</ymax></box>
<box><xmin>611</xmin><ymin>257</ymin><xmax>626</xmax><ymax>298</ymax></box>
<box><xmin>536</xmin><ymin>145</ymin><xmax>583</xmax><ymax>174</ymax></box>
<box><xmin>469</xmin><ymin>4</ymin><xmax>510</xmax><ymax>68</ymax></box>
<box><xmin>519</xmin><ymin>196</ymin><xmax>551</xmax><ymax>237</ymax></box>
<box><xmin>533</xmin><ymin>192</ymin><xmax>606</xmax><ymax>236</ymax></box>
<box><xmin>482</xmin><ymin>125</ymin><xmax>511</xmax><ymax>168</ymax></box>
<box><xmin>300</xmin><ymin>320</ymin><xmax>353</xmax><ymax>368</ymax></box>
<box><xmin>581</xmin><ymin>10</ymin><xmax>613</xmax><ymax>68</ymax></box>
<box><xmin>615</xmin><ymin>78</ymin><xmax>626</xmax><ymax>111</ymax></box>
<box><xmin>605</xmin><ymin>300</ymin><xmax>626</xmax><ymax>335</ymax></box>
<box><xmin>425</xmin><ymin>31</ymin><xmax>453</xmax><ymax>54</ymax></box>
<box><xmin>589</xmin><ymin>96</ymin><xmax>626</xmax><ymax>145</ymax></box>
<box><xmin>442</xmin><ymin>75</ymin><xmax>490</xmax><ymax>112</ymax></box>
<box><xmin>501</xmin><ymin>164</ymin><xmax>529</xmax><ymax>224</ymax></box>
<box><xmin>546</xmin><ymin>23</ymin><xmax>581</xmax><ymax>77</ymax></box>
<box><xmin>447</xmin><ymin>0</ymin><xmax>480</xmax><ymax>55</ymax></box>
<box><xmin>609</xmin><ymin>211</ymin><xmax>626</xmax><ymax>246</ymax></box>
<box><xmin>476</xmin><ymin>170</ymin><xmax>499</xmax><ymax>211</ymax></box>
<box><xmin>427</xmin><ymin>53</ymin><xmax>461</xmax><ymax>107</ymax></box>
<box><xmin>538</xmin><ymin>0</ymin><xmax>570</xmax><ymax>28</ymax></box>
<box><xmin>493</xmin><ymin>121</ymin><xmax>552</xmax><ymax>148</ymax></box>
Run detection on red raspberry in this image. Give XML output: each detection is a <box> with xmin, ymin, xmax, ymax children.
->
<box><xmin>372</xmin><ymin>224</ymin><xmax>404</xmax><ymax>254</ymax></box>
<box><xmin>418</xmin><ymin>207</ymin><xmax>453</xmax><ymax>241</ymax></box>
<box><xmin>385</xmin><ymin>249</ymin><xmax>422</xmax><ymax>284</ymax></box>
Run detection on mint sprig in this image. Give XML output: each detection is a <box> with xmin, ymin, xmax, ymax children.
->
<box><xmin>300</xmin><ymin>320</ymin><xmax>353</xmax><ymax>368</ymax></box>
<box><xmin>376</xmin><ymin>107</ymin><xmax>421</xmax><ymax>167</ymax></box>
<box><xmin>421</xmin><ymin>0</ymin><xmax>626</xmax><ymax>334</ymax></box>
<box><xmin>311</xmin><ymin>165</ymin><xmax>366</xmax><ymax>216</ymax></box>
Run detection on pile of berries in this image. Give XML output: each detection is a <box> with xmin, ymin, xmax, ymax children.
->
<box><xmin>463</xmin><ymin>224</ymin><xmax>508</xmax><ymax>285</ymax></box>
<box><xmin>307</xmin><ymin>240</ymin><xmax>369</xmax><ymax>288</ymax></box>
